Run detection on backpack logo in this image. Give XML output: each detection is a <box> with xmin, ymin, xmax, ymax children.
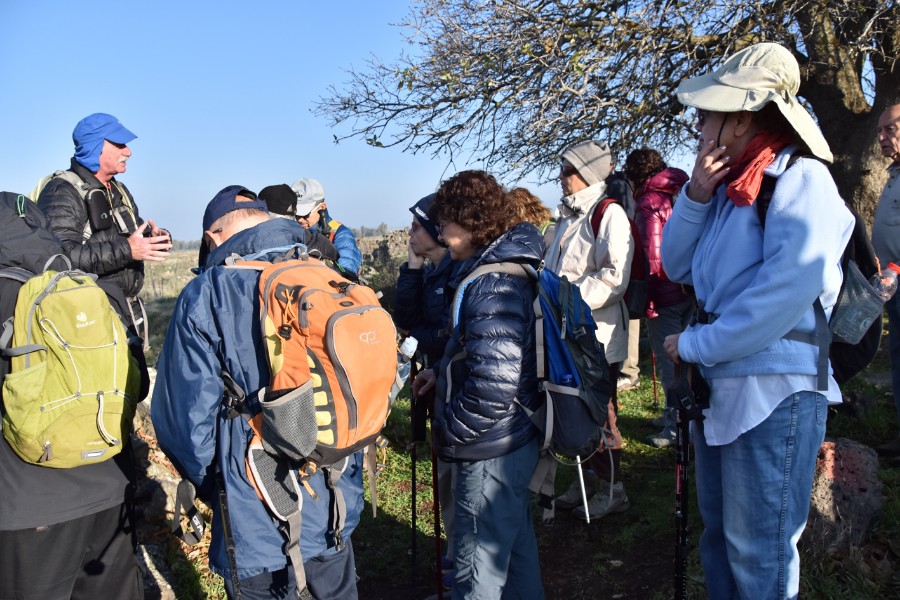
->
<box><xmin>359</xmin><ymin>331</ymin><xmax>381</xmax><ymax>345</ymax></box>
<box><xmin>75</xmin><ymin>311</ymin><xmax>96</xmax><ymax>329</ymax></box>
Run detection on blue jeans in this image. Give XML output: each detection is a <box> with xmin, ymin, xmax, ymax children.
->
<box><xmin>224</xmin><ymin>541</ymin><xmax>357</xmax><ymax>600</ymax></box>
<box><xmin>693</xmin><ymin>391</ymin><xmax>826</xmax><ymax>600</ymax></box>
<box><xmin>452</xmin><ymin>439</ymin><xmax>544</xmax><ymax>600</ymax></box>
<box><xmin>886</xmin><ymin>294</ymin><xmax>900</xmax><ymax>433</ymax></box>
<box><xmin>647</xmin><ymin>298</ymin><xmax>694</xmax><ymax>433</ymax></box>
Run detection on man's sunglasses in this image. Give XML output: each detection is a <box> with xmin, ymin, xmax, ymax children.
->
<box><xmin>296</xmin><ymin>203</ymin><xmax>325</xmax><ymax>220</ymax></box>
<box><xmin>560</xmin><ymin>165</ymin><xmax>579</xmax><ymax>178</ymax></box>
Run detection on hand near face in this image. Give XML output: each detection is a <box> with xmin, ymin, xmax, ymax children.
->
<box><xmin>687</xmin><ymin>140</ymin><xmax>731</xmax><ymax>204</ymax></box>
<box><xmin>407</xmin><ymin>237</ymin><xmax>426</xmax><ymax>269</ymax></box>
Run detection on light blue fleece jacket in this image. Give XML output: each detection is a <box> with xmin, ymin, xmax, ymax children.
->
<box><xmin>661</xmin><ymin>149</ymin><xmax>854</xmax><ymax>379</ymax></box>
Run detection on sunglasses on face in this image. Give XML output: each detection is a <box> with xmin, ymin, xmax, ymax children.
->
<box><xmin>695</xmin><ymin>109</ymin><xmax>710</xmax><ymax>128</ymax></box>
<box><xmin>560</xmin><ymin>165</ymin><xmax>579</xmax><ymax>178</ymax></box>
<box><xmin>297</xmin><ymin>207</ymin><xmax>321</xmax><ymax>220</ymax></box>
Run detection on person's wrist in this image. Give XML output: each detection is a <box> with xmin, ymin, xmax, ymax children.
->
<box><xmin>686</xmin><ymin>183</ymin><xmax>711</xmax><ymax>205</ymax></box>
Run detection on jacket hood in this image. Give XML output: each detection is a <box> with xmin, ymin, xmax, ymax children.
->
<box><xmin>478</xmin><ymin>221</ymin><xmax>545</xmax><ymax>268</ymax></box>
<box><xmin>643</xmin><ymin>167</ymin><xmax>689</xmax><ymax>197</ymax></box>
<box><xmin>450</xmin><ymin>222</ymin><xmax>545</xmax><ymax>287</ymax></box>
<box><xmin>205</xmin><ymin>218</ymin><xmax>310</xmax><ymax>268</ymax></box>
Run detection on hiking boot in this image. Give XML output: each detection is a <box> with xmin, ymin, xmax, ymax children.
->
<box><xmin>554</xmin><ymin>471</ymin><xmax>598</xmax><ymax>510</ymax></box>
<box><xmin>616</xmin><ymin>374</ymin><xmax>640</xmax><ymax>391</ymax></box>
<box><xmin>650</xmin><ymin>416</ymin><xmax>665</xmax><ymax>428</ymax></box>
<box><xmin>573</xmin><ymin>482</ymin><xmax>630</xmax><ymax>521</ymax></box>
<box><xmin>645</xmin><ymin>429</ymin><xmax>677</xmax><ymax>449</ymax></box>
<box><xmin>876</xmin><ymin>436</ymin><xmax>900</xmax><ymax>457</ymax></box>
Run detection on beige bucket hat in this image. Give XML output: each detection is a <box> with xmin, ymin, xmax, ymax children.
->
<box><xmin>677</xmin><ymin>42</ymin><xmax>833</xmax><ymax>162</ymax></box>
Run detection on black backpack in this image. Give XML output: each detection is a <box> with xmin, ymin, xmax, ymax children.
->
<box><xmin>0</xmin><ymin>192</ymin><xmax>68</xmax><ymax>382</ymax></box>
<box><xmin>757</xmin><ymin>158</ymin><xmax>882</xmax><ymax>385</ymax></box>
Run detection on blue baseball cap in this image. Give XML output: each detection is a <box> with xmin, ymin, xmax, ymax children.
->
<box><xmin>202</xmin><ymin>185</ymin><xmax>269</xmax><ymax>231</ymax></box>
<box><xmin>72</xmin><ymin>113</ymin><xmax>137</xmax><ymax>172</ymax></box>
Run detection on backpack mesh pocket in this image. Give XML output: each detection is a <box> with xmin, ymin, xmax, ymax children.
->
<box><xmin>830</xmin><ymin>261</ymin><xmax>885</xmax><ymax>345</ymax></box>
<box><xmin>545</xmin><ymin>384</ymin><xmax>602</xmax><ymax>457</ymax></box>
<box><xmin>260</xmin><ymin>379</ymin><xmax>318</xmax><ymax>462</ymax></box>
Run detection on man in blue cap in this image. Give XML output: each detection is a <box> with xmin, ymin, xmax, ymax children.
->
<box><xmin>152</xmin><ymin>186</ymin><xmax>364</xmax><ymax>599</ymax></box>
<box><xmin>37</xmin><ymin>113</ymin><xmax>172</xmax><ymax>338</ymax></box>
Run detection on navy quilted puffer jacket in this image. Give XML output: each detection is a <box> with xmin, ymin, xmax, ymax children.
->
<box><xmin>434</xmin><ymin>222</ymin><xmax>544</xmax><ymax>462</ymax></box>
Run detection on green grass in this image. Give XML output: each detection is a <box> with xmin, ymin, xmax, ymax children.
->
<box><xmin>155</xmin><ymin>346</ymin><xmax>900</xmax><ymax>599</ymax></box>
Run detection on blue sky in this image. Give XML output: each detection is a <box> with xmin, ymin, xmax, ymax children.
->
<box><xmin>0</xmin><ymin>1</ymin><xmax>565</xmax><ymax>241</ymax></box>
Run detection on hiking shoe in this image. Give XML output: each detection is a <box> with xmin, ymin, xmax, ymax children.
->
<box><xmin>573</xmin><ymin>482</ymin><xmax>630</xmax><ymax>521</ymax></box>
<box><xmin>645</xmin><ymin>429</ymin><xmax>677</xmax><ymax>449</ymax></box>
<box><xmin>554</xmin><ymin>471</ymin><xmax>598</xmax><ymax>510</ymax></box>
<box><xmin>617</xmin><ymin>375</ymin><xmax>639</xmax><ymax>391</ymax></box>
<box><xmin>650</xmin><ymin>416</ymin><xmax>665</xmax><ymax>428</ymax></box>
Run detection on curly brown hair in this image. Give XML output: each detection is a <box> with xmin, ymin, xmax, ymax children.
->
<box><xmin>430</xmin><ymin>170</ymin><xmax>520</xmax><ymax>248</ymax></box>
<box><xmin>507</xmin><ymin>187</ymin><xmax>551</xmax><ymax>228</ymax></box>
<box><xmin>624</xmin><ymin>148</ymin><xmax>667</xmax><ymax>190</ymax></box>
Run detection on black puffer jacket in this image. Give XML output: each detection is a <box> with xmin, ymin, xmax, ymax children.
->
<box><xmin>393</xmin><ymin>252</ymin><xmax>460</xmax><ymax>366</ymax></box>
<box><xmin>434</xmin><ymin>222</ymin><xmax>544</xmax><ymax>462</ymax></box>
<box><xmin>37</xmin><ymin>158</ymin><xmax>144</xmax><ymax>298</ymax></box>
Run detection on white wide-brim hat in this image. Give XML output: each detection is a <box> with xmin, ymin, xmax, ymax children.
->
<box><xmin>677</xmin><ymin>42</ymin><xmax>833</xmax><ymax>163</ymax></box>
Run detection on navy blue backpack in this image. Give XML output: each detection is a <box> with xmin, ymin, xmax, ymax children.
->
<box><xmin>450</xmin><ymin>263</ymin><xmax>611</xmax><ymax>457</ymax></box>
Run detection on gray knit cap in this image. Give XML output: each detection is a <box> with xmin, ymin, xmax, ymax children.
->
<box><xmin>561</xmin><ymin>140</ymin><xmax>613</xmax><ymax>186</ymax></box>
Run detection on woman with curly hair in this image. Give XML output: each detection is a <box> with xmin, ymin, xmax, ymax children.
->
<box><xmin>623</xmin><ymin>148</ymin><xmax>691</xmax><ymax>448</ymax></box>
<box><xmin>507</xmin><ymin>186</ymin><xmax>553</xmax><ymax>232</ymax></box>
<box><xmin>413</xmin><ymin>170</ymin><xmax>545</xmax><ymax>599</ymax></box>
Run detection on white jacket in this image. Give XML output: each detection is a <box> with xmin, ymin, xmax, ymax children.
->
<box><xmin>544</xmin><ymin>182</ymin><xmax>634</xmax><ymax>364</ymax></box>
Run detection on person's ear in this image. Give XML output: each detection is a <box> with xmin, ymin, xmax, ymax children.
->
<box><xmin>732</xmin><ymin>111</ymin><xmax>756</xmax><ymax>138</ymax></box>
<box><xmin>205</xmin><ymin>229</ymin><xmax>223</xmax><ymax>250</ymax></box>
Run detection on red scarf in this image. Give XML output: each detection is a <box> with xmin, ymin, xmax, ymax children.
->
<box><xmin>723</xmin><ymin>131</ymin><xmax>794</xmax><ymax>206</ymax></box>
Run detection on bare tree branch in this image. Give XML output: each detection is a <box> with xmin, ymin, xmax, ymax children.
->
<box><xmin>317</xmin><ymin>0</ymin><xmax>899</xmax><ymax>218</ymax></box>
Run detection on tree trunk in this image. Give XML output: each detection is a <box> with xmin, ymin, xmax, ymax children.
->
<box><xmin>823</xmin><ymin>113</ymin><xmax>890</xmax><ymax>225</ymax></box>
<box><xmin>793</xmin><ymin>0</ymin><xmax>897</xmax><ymax>226</ymax></box>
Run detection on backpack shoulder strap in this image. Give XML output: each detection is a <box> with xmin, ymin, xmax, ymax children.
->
<box><xmin>55</xmin><ymin>170</ymin><xmax>90</xmax><ymax>196</ymax></box>
<box><xmin>756</xmin><ymin>154</ymin><xmax>825</xmax><ymax>229</ymax></box>
<box><xmin>756</xmin><ymin>154</ymin><xmax>832</xmax><ymax>391</ymax></box>
<box><xmin>590</xmin><ymin>197</ymin><xmax>619</xmax><ymax>238</ymax></box>
<box><xmin>450</xmin><ymin>262</ymin><xmax>535</xmax><ymax>330</ymax></box>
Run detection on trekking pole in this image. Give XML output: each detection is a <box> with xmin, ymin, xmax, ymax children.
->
<box><xmin>409</xmin><ymin>366</ymin><xmax>418</xmax><ymax>592</ymax></box>
<box><xmin>670</xmin><ymin>363</ymin><xmax>709</xmax><ymax>600</ymax></box>
<box><xmin>575</xmin><ymin>454</ymin><xmax>591</xmax><ymax>525</ymax></box>
<box><xmin>651</xmin><ymin>350</ymin><xmax>659</xmax><ymax>409</ymax></box>
<box><xmin>429</xmin><ymin>397</ymin><xmax>445</xmax><ymax>600</ymax></box>
<box><xmin>408</xmin><ymin>355</ymin><xmax>427</xmax><ymax>592</ymax></box>
<box><xmin>674</xmin><ymin>397</ymin><xmax>690</xmax><ymax>600</ymax></box>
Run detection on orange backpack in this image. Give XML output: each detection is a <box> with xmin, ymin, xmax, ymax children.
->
<box><xmin>229</xmin><ymin>252</ymin><xmax>399</xmax><ymax>596</ymax></box>
<box><xmin>240</xmin><ymin>253</ymin><xmax>398</xmax><ymax>473</ymax></box>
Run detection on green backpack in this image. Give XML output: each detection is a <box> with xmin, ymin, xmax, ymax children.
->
<box><xmin>0</xmin><ymin>259</ymin><xmax>141</xmax><ymax>468</ymax></box>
